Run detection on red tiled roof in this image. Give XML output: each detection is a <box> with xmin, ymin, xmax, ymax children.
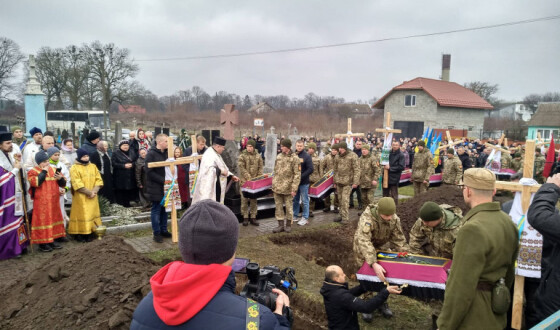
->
<box><xmin>372</xmin><ymin>77</ymin><xmax>493</xmax><ymax>110</ymax></box>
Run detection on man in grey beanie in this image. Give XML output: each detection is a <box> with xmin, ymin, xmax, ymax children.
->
<box><xmin>132</xmin><ymin>200</ymin><xmax>291</xmax><ymax>329</ymax></box>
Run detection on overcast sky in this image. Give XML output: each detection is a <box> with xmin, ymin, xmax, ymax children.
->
<box><xmin>2</xmin><ymin>0</ymin><xmax>559</xmax><ymax>103</ymax></box>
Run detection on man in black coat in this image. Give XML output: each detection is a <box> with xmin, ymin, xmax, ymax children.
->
<box><xmin>457</xmin><ymin>147</ymin><xmax>472</xmax><ymax>171</ymax></box>
<box><xmin>293</xmin><ymin>140</ymin><xmax>313</xmax><ymax>226</ymax></box>
<box><xmin>382</xmin><ymin>141</ymin><xmax>405</xmax><ymax>204</ymax></box>
<box><xmin>526</xmin><ymin>173</ymin><xmax>560</xmax><ymax>328</ymax></box>
<box><xmin>320</xmin><ymin>265</ymin><xmax>401</xmax><ymax>330</ymax></box>
<box><xmin>145</xmin><ymin>134</ymin><xmax>172</xmax><ymax>243</ymax></box>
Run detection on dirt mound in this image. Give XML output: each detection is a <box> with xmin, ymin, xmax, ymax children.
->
<box><xmin>270</xmin><ymin>222</ymin><xmax>358</xmax><ymax>276</ymax></box>
<box><xmin>397</xmin><ymin>185</ymin><xmax>470</xmax><ymax>240</ymax></box>
<box><xmin>0</xmin><ymin>236</ymin><xmax>159</xmax><ymax>330</ymax></box>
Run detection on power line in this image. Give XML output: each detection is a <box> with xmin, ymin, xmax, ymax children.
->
<box><xmin>134</xmin><ymin>14</ymin><xmax>560</xmax><ymax>62</ymax></box>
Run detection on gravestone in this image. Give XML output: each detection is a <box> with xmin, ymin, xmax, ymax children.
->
<box><xmin>154</xmin><ymin>127</ymin><xmax>161</xmax><ymax>135</ymax></box>
<box><xmin>61</xmin><ymin>129</ymin><xmax>69</xmax><ymax>140</ymax></box>
<box><xmin>201</xmin><ymin>130</ymin><xmax>211</xmax><ymax>146</ymax></box>
<box><xmin>264</xmin><ymin>127</ymin><xmax>278</xmax><ymax>173</ymax></box>
<box><xmin>24</xmin><ymin>55</ymin><xmax>46</xmax><ymax>136</ymax></box>
<box><xmin>220</xmin><ymin>105</ymin><xmax>241</xmax><ymax>214</ymax></box>
<box><xmin>113</xmin><ymin>121</ymin><xmax>122</xmax><ymax>148</ymax></box>
<box><xmin>288</xmin><ymin>134</ymin><xmax>300</xmax><ymax>152</ymax></box>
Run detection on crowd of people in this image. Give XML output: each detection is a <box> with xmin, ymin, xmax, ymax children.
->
<box><xmin>2</xmin><ymin>125</ymin><xmax>560</xmax><ymax>329</ymax></box>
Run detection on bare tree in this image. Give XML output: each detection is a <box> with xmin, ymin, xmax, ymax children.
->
<box><xmin>0</xmin><ymin>37</ymin><xmax>25</xmax><ymax>99</ymax></box>
<box><xmin>35</xmin><ymin>47</ymin><xmax>68</xmax><ymax>109</ymax></box>
<box><xmin>463</xmin><ymin>81</ymin><xmax>499</xmax><ymax>105</ymax></box>
<box><xmin>523</xmin><ymin>92</ymin><xmax>560</xmax><ymax>113</ymax></box>
<box><xmin>64</xmin><ymin>45</ymin><xmax>89</xmax><ymax>109</ymax></box>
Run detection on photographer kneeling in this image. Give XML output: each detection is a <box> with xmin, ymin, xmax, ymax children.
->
<box><xmin>131</xmin><ymin>200</ymin><xmax>291</xmax><ymax>329</ymax></box>
<box><xmin>320</xmin><ymin>265</ymin><xmax>401</xmax><ymax>330</ymax></box>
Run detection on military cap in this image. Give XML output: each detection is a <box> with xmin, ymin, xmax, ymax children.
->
<box><xmin>247</xmin><ymin>139</ymin><xmax>256</xmax><ymax>147</ymax></box>
<box><xmin>307</xmin><ymin>142</ymin><xmax>317</xmax><ymax>150</ymax></box>
<box><xmin>361</xmin><ymin>144</ymin><xmax>370</xmax><ymax>150</ymax></box>
<box><xmin>447</xmin><ymin>148</ymin><xmax>455</xmax><ymax>155</ymax></box>
<box><xmin>419</xmin><ymin>202</ymin><xmax>443</xmax><ymax>222</ymax></box>
<box><xmin>417</xmin><ymin>140</ymin><xmax>426</xmax><ymax>147</ymax></box>
<box><xmin>461</xmin><ymin>168</ymin><xmax>496</xmax><ymax>191</ymax></box>
<box><xmin>331</xmin><ymin>143</ymin><xmax>339</xmax><ymax>150</ymax></box>
<box><xmin>377</xmin><ymin>197</ymin><xmax>396</xmax><ymax>216</ymax></box>
<box><xmin>11</xmin><ymin>126</ymin><xmax>21</xmax><ymax>133</ymax></box>
<box><xmin>281</xmin><ymin>139</ymin><xmax>292</xmax><ymax>148</ymax></box>
<box><xmin>338</xmin><ymin>141</ymin><xmax>348</xmax><ymax>149</ymax></box>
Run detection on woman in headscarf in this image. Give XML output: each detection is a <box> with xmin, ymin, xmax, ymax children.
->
<box><xmin>129</xmin><ymin>128</ymin><xmax>150</xmax><ymax>162</ymax></box>
<box><xmin>95</xmin><ymin>140</ymin><xmax>115</xmax><ymax>203</ymax></box>
<box><xmin>61</xmin><ymin>139</ymin><xmax>77</xmax><ymax>166</ymax></box>
<box><xmin>111</xmin><ymin>140</ymin><xmax>136</xmax><ymax>207</ymax></box>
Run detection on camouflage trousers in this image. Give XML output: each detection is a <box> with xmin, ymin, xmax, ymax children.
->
<box><xmin>324</xmin><ymin>191</ymin><xmax>339</xmax><ymax>210</ymax></box>
<box><xmin>360</xmin><ymin>187</ymin><xmax>375</xmax><ymax>208</ymax></box>
<box><xmin>413</xmin><ymin>181</ymin><xmax>429</xmax><ymax>196</ymax></box>
<box><xmin>274</xmin><ymin>193</ymin><xmax>294</xmax><ymax>223</ymax></box>
<box><xmin>240</xmin><ymin>194</ymin><xmax>257</xmax><ymax>219</ymax></box>
<box><xmin>337</xmin><ymin>184</ymin><xmax>353</xmax><ymax>222</ymax></box>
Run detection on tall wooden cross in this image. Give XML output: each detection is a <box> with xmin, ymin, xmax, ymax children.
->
<box><xmin>438</xmin><ymin>131</ymin><xmax>464</xmax><ymax>150</ymax></box>
<box><xmin>221</xmin><ymin>104</ymin><xmax>239</xmax><ymax>140</ymax></box>
<box><xmin>147</xmin><ymin>136</ymin><xmax>203</xmax><ymax>243</ymax></box>
<box><xmin>375</xmin><ymin>112</ymin><xmax>402</xmax><ymax>188</ymax></box>
<box><xmin>494</xmin><ymin>140</ymin><xmax>541</xmax><ymax>329</ymax></box>
<box><xmin>334</xmin><ymin>118</ymin><xmax>365</xmax><ymax>139</ymax></box>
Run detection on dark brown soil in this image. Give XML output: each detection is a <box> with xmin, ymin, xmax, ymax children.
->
<box><xmin>0</xmin><ymin>236</ymin><xmax>159</xmax><ymax>330</ymax></box>
<box><xmin>397</xmin><ymin>185</ymin><xmax>470</xmax><ymax>240</ymax></box>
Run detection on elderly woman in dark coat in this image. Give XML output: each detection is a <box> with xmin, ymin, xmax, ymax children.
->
<box><xmin>111</xmin><ymin>140</ymin><xmax>136</xmax><ymax>207</ymax></box>
<box><xmin>95</xmin><ymin>140</ymin><xmax>115</xmax><ymax>203</ymax></box>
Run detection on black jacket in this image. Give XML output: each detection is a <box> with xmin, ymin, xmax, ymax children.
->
<box><xmin>527</xmin><ymin>183</ymin><xmax>560</xmax><ymax>327</ymax></box>
<box><xmin>145</xmin><ymin>148</ymin><xmax>167</xmax><ymax>202</ymax></box>
<box><xmin>476</xmin><ymin>153</ymin><xmax>488</xmax><ymax>168</ymax></box>
<box><xmin>320</xmin><ymin>280</ymin><xmax>389</xmax><ymax>330</ymax></box>
<box><xmin>111</xmin><ymin>149</ymin><xmax>136</xmax><ymax>190</ymax></box>
<box><xmin>458</xmin><ymin>153</ymin><xmax>472</xmax><ymax>171</ymax></box>
<box><xmin>296</xmin><ymin>150</ymin><xmax>313</xmax><ymax>186</ymax></box>
<box><xmin>387</xmin><ymin>149</ymin><xmax>405</xmax><ymax>185</ymax></box>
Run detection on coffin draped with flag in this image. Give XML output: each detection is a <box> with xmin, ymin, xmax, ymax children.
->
<box><xmin>309</xmin><ymin>170</ymin><xmax>334</xmax><ymax>199</ymax></box>
<box><xmin>357</xmin><ymin>251</ymin><xmax>452</xmax><ymax>301</ymax></box>
<box><xmin>241</xmin><ymin>174</ymin><xmax>273</xmax><ymax>199</ymax></box>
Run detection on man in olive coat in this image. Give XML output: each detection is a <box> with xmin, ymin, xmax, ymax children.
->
<box><xmin>438</xmin><ymin>168</ymin><xmax>518</xmax><ymax>330</ymax></box>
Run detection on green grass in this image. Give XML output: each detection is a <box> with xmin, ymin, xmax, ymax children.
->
<box><xmin>145</xmin><ymin>247</ymin><xmax>181</xmax><ymax>264</ymax></box>
<box><xmin>118</xmin><ymin>228</ymin><xmax>153</xmax><ymax>239</ymax></box>
<box><xmin>398</xmin><ymin>184</ymin><xmax>414</xmax><ymax>197</ymax></box>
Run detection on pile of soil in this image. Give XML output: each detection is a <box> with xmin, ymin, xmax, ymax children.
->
<box><xmin>0</xmin><ymin>236</ymin><xmax>159</xmax><ymax>330</ymax></box>
<box><xmin>397</xmin><ymin>185</ymin><xmax>470</xmax><ymax>240</ymax></box>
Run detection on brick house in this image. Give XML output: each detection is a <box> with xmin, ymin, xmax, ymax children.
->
<box><xmin>372</xmin><ymin>77</ymin><xmax>493</xmax><ymax>139</ymax></box>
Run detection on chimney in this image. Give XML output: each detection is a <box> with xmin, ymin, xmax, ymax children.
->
<box><xmin>441</xmin><ymin>54</ymin><xmax>451</xmax><ymax>82</ymax></box>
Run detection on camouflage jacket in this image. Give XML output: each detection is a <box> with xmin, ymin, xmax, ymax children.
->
<box><xmin>359</xmin><ymin>153</ymin><xmax>381</xmax><ymax>188</ymax></box>
<box><xmin>353</xmin><ymin>205</ymin><xmax>409</xmax><ymax>265</ymax></box>
<box><xmin>534</xmin><ymin>155</ymin><xmax>545</xmax><ymax>176</ymax></box>
<box><xmin>309</xmin><ymin>152</ymin><xmax>322</xmax><ymax>184</ymax></box>
<box><xmin>511</xmin><ymin>157</ymin><xmax>522</xmax><ymax>172</ymax></box>
<box><xmin>412</xmin><ymin>149</ymin><xmax>435</xmax><ymax>182</ymax></box>
<box><xmin>321</xmin><ymin>153</ymin><xmax>336</xmax><ymax>174</ymax></box>
<box><xmin>408</xmin><ymin>204</ymin><xmax>465</xmax><ymax>259</ymax></box>
<box><xmin>238</xmin><ymin>149</ymin><xmax>263</xmax><ymax>185</ymax></box>
<box><xmin>442</xmin><ymin>157</ymin><xmax>463</xmax><ymax>184</ymax></box>
<box><xmin>334</xmin><ymin>149</ymin><xmax>360</xmax><ymax>186</ymax></box>
<box><xmin>500</xmin><ymin>152</ymin><xmax>512</xmax><ymax>169</ymax></box>
<box><xmin>272</xmin><ymin>151</ymin><xmax>301</xmax><ymax>195</ymax></box>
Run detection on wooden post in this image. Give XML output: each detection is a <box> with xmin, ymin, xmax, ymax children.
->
<box><xmin>375</xmin><ymin>112</ymin><xmax>401</xmax><ymax>188</ymax></box>
<box><xmin>494</xmin><ymin>140</ymin><xmax>540</xmax><ymax>329</ymax></box>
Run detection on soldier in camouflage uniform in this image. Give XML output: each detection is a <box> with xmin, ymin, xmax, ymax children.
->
<box><xmin>534</xmin><ymin>148</ymin><xmax>546</xmax><ymax>183</ymax></box>
<box><xmin>334</xmin><ymin>141</ymin><xmax>360</xmax><ymax>223</ymax></box>
<box><xmin>511</xmin><ymin>153</ymin><xmax>522</xmax><ymax>172</ymax></box>
<box><xmin>358</xmin><ymin>144</ymin><xmax>381</xmax><ymax>215</ymax></box>
<box><xmin>238</xmin><ymin>139</ymin><xmax>263</xmax><ymax>226</ymax></box>
<box><xmin>500</xmin><ymin>149</ymin><xmax>512</xmax><ymax>170</ymax></box>
<box><xmin>442</xmin><ymin>148</ymin><xmax>462</xmax><ymax>185</ymax></box>
<box><xmin>353</xmin><ymin>197</ymin><xmax>408</xmax><ymax>321</ymax></box>
<box><xmin>412</xmin><ymin>140</ymin><xmax>434</xmax><ymax>196</ymax></box>
<box><xmin>409</xmin><ymin>202</ymin><xmax>465</xmax><ymax>328</ymax></box>
<box><xmin>307</xmin><ymin>142</ymin><xmax>322</xmax><ymax>217</ymax></box>
<box><xmin>321</xmin><ymin>143</ymin><xmax>339</xmax><ymax>213</ymax></box>
<box><xmin>272</xmin><ymin>139</ymin><xmax>301</xmax><ymax>233</ymax></box>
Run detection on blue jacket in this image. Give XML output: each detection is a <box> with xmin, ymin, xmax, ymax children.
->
<box><xmin>131</xmin><ymin>262</ymin><xmax>290</xmax><ymax>330</ymax></box>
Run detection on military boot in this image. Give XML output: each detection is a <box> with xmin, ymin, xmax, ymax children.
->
<box><xmin>272</xmin><ymin>220</ymin><xmax>285</xmax><ymax>233</ymax></box>
<box><xmin>285</xmin><ymin>220</ymin><xmax>292</xmax><ymax>233</ymax></box>
<box><xmin>249</xmin><ymin>217</ymin><xmax>259</xmax><ymax>226</ymax></box>
<box><xmin>242</xmin><ymin>218</ymin><xmax>249</xmax><ymax>226</ymax></box>
<box><xmin>431</xmin><ymin>314</ymin><xmax>438</xmax><ymax>330</ymax></box>
<box><xmin>378</xmin><ymin>302</ymin><xmax>393</xmax><ymax>318</ymax></box>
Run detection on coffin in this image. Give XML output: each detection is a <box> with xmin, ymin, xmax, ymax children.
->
<box><xmin>357</xmin><ymin>252</ymin><xmax>452</xmax><ymax>301</ymax></box>
<box><xmin>309</xmin><ymin>170</ymin><xmax>334</xmax><ymax>199</ymax></box>
<box><xmin>241</xmin><ymin>174</ymin><xmax>273</xmax><ymax>199</ymax></box>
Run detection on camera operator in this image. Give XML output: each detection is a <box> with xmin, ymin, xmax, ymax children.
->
<box><xmin>131</xmin><ymin>200</ymin><xmax>291</xmax><ymax>329</ymax></box>
<box><xmin>320</xmin><ymin>265</ymin><xmax>401</xmax><ymax>330</ymax></box>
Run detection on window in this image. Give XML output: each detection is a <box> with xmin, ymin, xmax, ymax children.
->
<box><xmin>537</xmin><ymin>129</ymin><xmax>559</xmax><ymax>140</ymax></box>
<box><xmin>404</xmin><ymin>95</ymin><xmax>416</xmax><ymax>107</ymax></box>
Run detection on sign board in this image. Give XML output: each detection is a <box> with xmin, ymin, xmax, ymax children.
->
<box><xmin>254</xmin><ymin>118</ymin><xmax>264</xmax><ymax>127</ymax></box>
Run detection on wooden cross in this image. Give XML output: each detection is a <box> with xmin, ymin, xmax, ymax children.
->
<box><xmin>438</xmin><ymin>131</ymin><xmax>464</xmax><ymax>150</ymax></box>
<box><xmin>334</xmin><ymin>118</ymin><xmax>365</xmax><ymax>139</ymax></box>
<box><xmin>147</xmin><ymin>136</ymin><xmax>203</xmax><ymax>243</ymax></box>
<box><xmin>220</xmin><ymin>104</ymin><xmax>239</xmax><ymax>141</ymax></box>
<box><xmin>484</xmin><ymin>134</ymin><xmax>509</xmax><ymax>153</ymax></box>
<box><xmin>375</xmin><ymin>112</ymin><xmax>402</xmax><ymax>188</ymax></box>
<box><xmin>494</xmin><ymin>140</ymin><xmax>541</xmax><ymax>329</ymax></box>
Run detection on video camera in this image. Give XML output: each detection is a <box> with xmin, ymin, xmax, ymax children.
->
<box><xmin>240</xmin><ymin>262</ymin><xmax>297</xmax><ymax>322</ymax></box>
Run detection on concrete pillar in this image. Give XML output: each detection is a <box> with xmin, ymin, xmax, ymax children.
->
<box><xmin>24</xmin><ymin>55</ymin><xmax>46</xmax><ymax>136</ymax></box>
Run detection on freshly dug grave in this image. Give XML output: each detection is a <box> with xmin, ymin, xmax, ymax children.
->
<box><xmin>397</xmin><ymin>185</ymin><xmax>469</xmax><ymax>240</ymax></box>
<box><xmin>0</xmin><ymin>236</ymin><xmax>159</xmax><ymax>330</ymax></box>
